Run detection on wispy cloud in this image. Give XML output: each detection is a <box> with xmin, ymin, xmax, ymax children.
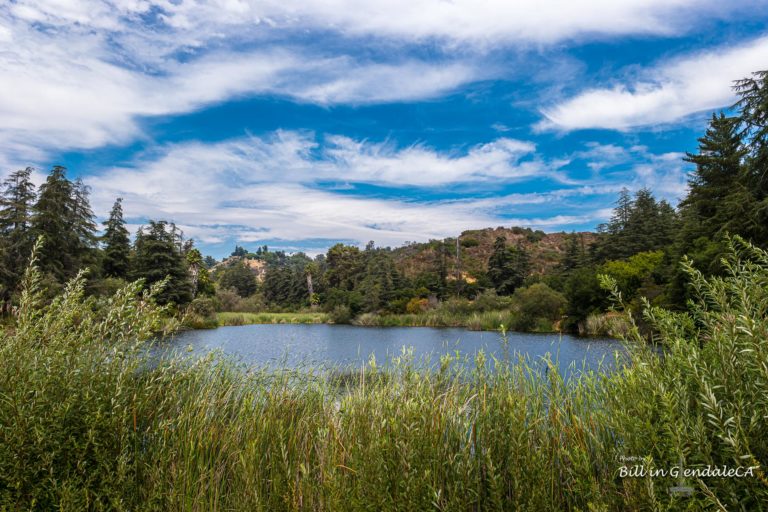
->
<box><xmin>82</xmin><ymin>132</ymin><xmax>687</xmax><ymax>251</ymax></box>
<box><xmin>0</xmin><ymin>19</ymin><xmax>479</xmax><ymax>163</ymax></box>
<box><xmin>8</xmin><ymin>0</ymin><xmax>745</xmax><ymax>45</ymax></box>
<box><xmin>539</xmin><ymin>35</ymin><xmax>768</xmax><ymax>131</ymax></box>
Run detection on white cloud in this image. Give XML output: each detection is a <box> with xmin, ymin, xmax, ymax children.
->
<box><xmin>322</xmin><ymin>136</ymin><xmax>547</xmax><ymax>186</ymax></box>
<box><xmin>81</xmin><ymin>132</ymin><xmax>683</xmax><ymax>251</ymax></box>
<box><xmin>0</xmin><ymin>20</ymin><xmax>479</xmax><ymax>164</ymax></box>
<box><xmin>0</xmin><ymin>0</ymin><xmax>759</xmax><ymax>164</ymax></box>
<box><xmin>8</xmin><ymin>0</ymin><xmax>741</xmax><ymax>45</ymax></box>
<box><xmin>540</xmin><ymin>35</ymin><xmax>768</xmax><ymax>131</ymax></box>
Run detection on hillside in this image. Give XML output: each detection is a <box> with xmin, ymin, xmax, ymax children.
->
<box><xmin>392</xmin><ymin>227</ymin><xmax>597</xmax><ymax>282</ymax></box>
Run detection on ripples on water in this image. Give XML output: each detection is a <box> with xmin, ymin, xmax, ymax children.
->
<box><xmin>161</xmin><ymin>324</ymin><xmax>624</xmax><ymax>378</ymax></box>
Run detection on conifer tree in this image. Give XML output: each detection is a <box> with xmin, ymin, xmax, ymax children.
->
<box><xmin>488</xmin><ymin>236</ymin><xmax>528</xmax><ymax>295</ymax></box>
<box><xmin>680</xmin><ymin>113</ymin><xmax>748</xmax><ymax>241</ymax></box>
<box><xmin>102</xmin><ymin>198</ymin><xmax>131</xmax><ymax>279</ymax></box>
<box><xmin>132</xmin><ymin>220</ymin><xmax>192</xmax><ymax>305</ymax></box>
<box><xmin>0</xmin><ymin>167</ymin><xmax>36</xmax><ymax>298</ymax></box>
<box><xmin>31</xmin><ymin>166</ymin><xmax>96</xmax><ymax>280</ymax></box>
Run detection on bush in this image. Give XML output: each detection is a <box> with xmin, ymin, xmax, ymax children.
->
<box><xmin>405</xmin><ymin>297</ymin><xmax>429</xmax><ymax>314</ymax></box>
<box><xmin>183</xmin><ymin>296</ymin><xmax>219</xmax><ymax>329</ymax></box>
<box><xmin>511</xmin><ymin>283</ymin><xmax>566</xmax><ymax>331</ymax></box>
<box><xmin>328</xmin><ymin>304</ymin><xmax>352</xmax><ymax>324</ymax></box>
<box><xmin>471</xmin><ymin>290</ymin><xmax>513</xmax><ymax>312</ymax></box>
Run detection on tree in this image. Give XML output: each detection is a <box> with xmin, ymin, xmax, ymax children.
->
<box><xmin>512</xmin><ymin>283</ymin><xmax>567</xmax><ymax>330</ymax></box>
<box><xmin>101</xmin><ymin>198</ymin><xmax>131</xmax><ymax>278</ymax></box>
<box><xmin>132</xmin><ymin>220</ymin><xmax>192</xmax><ymax>305</ymax></box>
<box><xmin>218</xmin><ymin>261</ymin><xmax>258</xmax><ymax>297</ymax></box>
<box><xmin>734</xmin><ymin>70</ymin><xmax>768</xmax><ymax>194</ymax></box>
<box><xmin>186</xmin><ymin>247</ymin><xmax>214</xmax><ymax>297</ymax></box>
<box><xmin>561</xmin><ymin>232</ymin><xmax>583</xmax><ymax>272</ymax></box>
<box><xmin>595</xmin><ymin>188</ymin><xmax>679</xmax><ymax>261</ymax></box>
<box><xmin>433</xmin><ymin>241</ymin><xmax>448</xmax><ymax>300</ymax></box>
<box><xmin>563</xmin><ymin>266</ymin><xmax>607</xmax><ymax>328</ymax></box>
<box><xmin>732</xmin><ymin>70</ymin><xmax>768</xmax><ymax>244</ymax></box>
<box><xmin>487</xmin><ymin>236</ymin><xmax>528</xmax><ymax>295</ymax></box>
<box><xmin>680</xmin><ymin>113</ymin><xmax>748</xmax><ymax>241</ymax></box>
<box><xmin>231</xmin><ymin>245</ymin><xmax>248</xmax><ymax>257</ymax></box>
<box><xmin>0</xmin><ymin>167</ymin><xmax>36</xmax><ymax>298</ymax></box>
<box><xmin>358</xmin><ymin>249</ymin><xmax>402</xmax><ymax>312</ymax></box>
<box><xmin>324</xmin><ymin>244</ymin><xmax>364</xmax><ymax>291</ymax></box>
<box><xmin>31</xmin><ymin>166</ymin><xmax>96</xmax><ymax>281</ymax></box>
<box><xmin>262</xmin><ymin>254</ymin><xmax>312</xmax><ymax>307</ymax></box>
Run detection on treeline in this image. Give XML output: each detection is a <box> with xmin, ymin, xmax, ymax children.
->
<box><xmin>0</xmin><ymin>166</ymin><xmax>212</xmax><ymax>308</ymax></box>
<box><xmin>212</xmin><ymin>69</ymin><xmax>768</xmax><ymax>332</ymax></box>
<box><xmin>3</xmin><ymin>70</ymin><xmax>767</xmax><ymax>333</ymax></box>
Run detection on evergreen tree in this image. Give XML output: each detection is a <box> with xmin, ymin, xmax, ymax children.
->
<box><xmin>325</xmin><ymin>244</ymin><xmax>364</xmax><ymax>291</ymax></box>
<box><xmin>561</xmin><ymin>232</ymin><xmax>587</xmax><ymax>272</ymax></box>
<box><xmin>132</xmin><ymin>220</ymin><xmax>192</xmax><ymax>305</ymax></box>
<box><xmin>734</xmin><ymin>70</ymin><xmax>768</xmax><ymax>195</ymax></box>
<box><xmin>32</xmin><ymin>166</ymin><xmax>96</xmax><ymax>280</ymax></box>
<box><xmin>218</xmin><ymin>261</ymin><xmax>258</xmax><ymax>297</ymax></box>
<box><xmin>358</xmin><ymin>249</ymin><xmax>401</xmax><ymax>312</ymax></box>
<box><xmin>0</xmin><ymin>167</ymin><xmax>36</xmax><ymax>299</ymax></box>
<box><xmin>487</xmin><ymin>236</ymin><xmax>528</xmax><ymax>295</ymax></box>
<box><xmin>680</xmin><ymin>113</ymin><xmax>748</xmax><ymax>241</ymax></box>
<box><xmin>434</xmin><ymin>241</ymin><xmax>448</xmax><ymax>300</ymax></box>
<box><xmin>102</xmin><ymin>198</ymin><xmax>131</xmax><ymax>279</ymax></box>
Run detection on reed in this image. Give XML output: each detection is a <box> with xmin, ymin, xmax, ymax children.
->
<box><xmin>217</xmin><ymin>311</ymin><xmax>329</xmax><ymax>326</ymax></box>
<box><xmin>1</xmin><ymin>237</ymin><xmax>767</xmax><ymax>510</ymax></box>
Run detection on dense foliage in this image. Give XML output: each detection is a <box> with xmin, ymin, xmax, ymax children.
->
<box><xmin>2</xmin><ymin>237</ymin><xmax>767</xmax><ymax>510</ymax></box>
<box><xmin>2</xmin><ymin>70</ymin><xmax>768</xmax><ymax>333</ymax></box>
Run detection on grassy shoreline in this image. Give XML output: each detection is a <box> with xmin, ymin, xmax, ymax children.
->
<box><xmin>216</xmin><ymin>311</ymin><xmax>329</xmax><ymax>326</ymax></box>
<box><xmin>211</xmin><ymin>310</ymin><xmax>561</xmax><ymax>333</ymax></box>
<box><xmin>3</xmin><ymin>239</ymin><xmax>768</xmax><ymax>509</ymax></box>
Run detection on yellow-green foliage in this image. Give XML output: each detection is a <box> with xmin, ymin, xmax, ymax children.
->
<box><xmin>600</xmin><ymin>250</ymin><xmax>664</xmax><ymax>301</ymax></box>
<box><xmin>1</xmin><ymin>237</ymin><xmax>767</xmax><ymax>510</ymax></box>
<box><xmin>217</xmin><ymin>311</ymin><xmax>328</xmax><ymax>326</ymax></box>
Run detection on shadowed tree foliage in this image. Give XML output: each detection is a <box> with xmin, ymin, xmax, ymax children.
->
<box><xmin>0</xmin><ymin>167</ymin><xmax>36</xmax><ymax>299</ymax></box>
<box><xmin>487</xmin><ymin>236</ymin><xmax>529</xmax><ymax>296</ymax></box>
<box><xmin>132</xmin><ymin>220</ymin><xmax>192</xmax><ymax>305</ymax></box>
<box><xmin>31</xmin><ymin>166</ymin><xmax>96</xmax><ymax>281</ymax></box>
<box><xmin>101</xmin><ymin>198</ymin><xmax>131</xmax><ymax>279</ymax></box>
<box><xmin>218</xmin><ymin>261</ymin><xmax>258</xmax><ymax>298</ymax></box>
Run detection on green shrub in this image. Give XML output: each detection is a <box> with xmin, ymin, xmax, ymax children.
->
<box><xmin>328</xmin><ymin>304</ymin><xmax>352</xmax><ymax>324</ymax></box>
<box><xmin>511</xmin><ymin>283</ymin><xmax>566</xmax><ymax>331</ymax></box>
<box><xmin>3</xmin><ymin>237</ymin><xmax>768</xmax><ymax>510</ymax></box>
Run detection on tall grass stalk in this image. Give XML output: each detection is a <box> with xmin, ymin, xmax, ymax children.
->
<box><xmin>1</xmin><ymin>237</ymin><xmax>767</xmax><ymax>510</ymax></box>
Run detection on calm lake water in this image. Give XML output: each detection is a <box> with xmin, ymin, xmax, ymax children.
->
<box><xmin>165</xmin><ymin>324</ymin><xmax>623</xmax><ymax>375</ymax></box>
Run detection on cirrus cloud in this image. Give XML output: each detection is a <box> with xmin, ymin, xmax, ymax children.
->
<box><xmin>539</xmin><ymin>35</ymin><xmax>768</xmax><ymax>131</ymax></box>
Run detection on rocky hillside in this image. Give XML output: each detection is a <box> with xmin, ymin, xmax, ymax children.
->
<box><xmin>392</xmin><ymin>227</ymin><xmax>597</xmax><ymax>281</ymax></box>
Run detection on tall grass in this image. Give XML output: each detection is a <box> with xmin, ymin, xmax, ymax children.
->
<box><xmin>353</xmin><ymin>310</ymin><xmax>541</xmax><ymax>332</ymax></box>
<box><xmin>217</xmin><ymin>311</ymin><xmax>329</xmax><ymax>327</ymax></box>
<box><xmin>1</xmin><ymin>237</ymin><xmax>767</xmax><ymax>510</ymax></box>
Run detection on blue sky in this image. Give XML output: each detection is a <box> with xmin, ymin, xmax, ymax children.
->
<box><xmin>1</xmin><ymin>1</ymin><xmax>768</xmax><ymax>257</ymax></box>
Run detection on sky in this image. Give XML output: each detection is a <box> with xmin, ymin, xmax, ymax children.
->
<box><xmin>1</xmin><ymin>1</ymin><xmax>768</xmax><ymax>258</ymax></box>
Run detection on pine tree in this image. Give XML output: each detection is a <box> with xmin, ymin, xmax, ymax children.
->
<box><xmin>734</xmin><ymin>70</ymin><xmax>768</xmax><ymax>192</ymax></box>
<box><xmin>561</xmin><ymin>232</ymin><xmax>585</xmax><ymax>272</ymax></box>
<box><xmin>132</xmin><ymin>220</ymin><xmax>192</xmax><ymax>305</ymax></box>
<box><xmin>733</xmin><ymin>71</ymin><xmax>768</xmax><ymax>244</ymax></box>
<box><xmin>487</xmin><ymin>236</ymin><xmax>527</xmax><ymax>295</ymax></box>
<box><xmin>680</xmin><ymin>113</ymin><xmax>748</xmax><ymax>241</ymax></box>
<box><xmin>0</xmin><ymin>167</ymin><xmax>36</xmax><ymax>298</ymax></box>
<box><xmin>102</xmin><ymin>198</ymin><xmax>131</xmax><ymax>279</ymax></box>
<box><xmin>32</xmin><ymin>166</ymin><xmax>77</xmax><ymax>279</ymax></box>
<box><xmin>624</xmin><ymin>188</ymin><xmax>659</xmax><ymax>255</ymax></box>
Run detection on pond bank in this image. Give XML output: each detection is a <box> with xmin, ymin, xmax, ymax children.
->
<box><xmin>206</xmin><ymin>310</ymin><xmax>560</xmax><ymax>333</ymax></box>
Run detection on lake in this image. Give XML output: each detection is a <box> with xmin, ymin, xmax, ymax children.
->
<box><xmin>165</xmin><ymin>324</ymin><xmax>623</xmax><ymax>375</ymax></box>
